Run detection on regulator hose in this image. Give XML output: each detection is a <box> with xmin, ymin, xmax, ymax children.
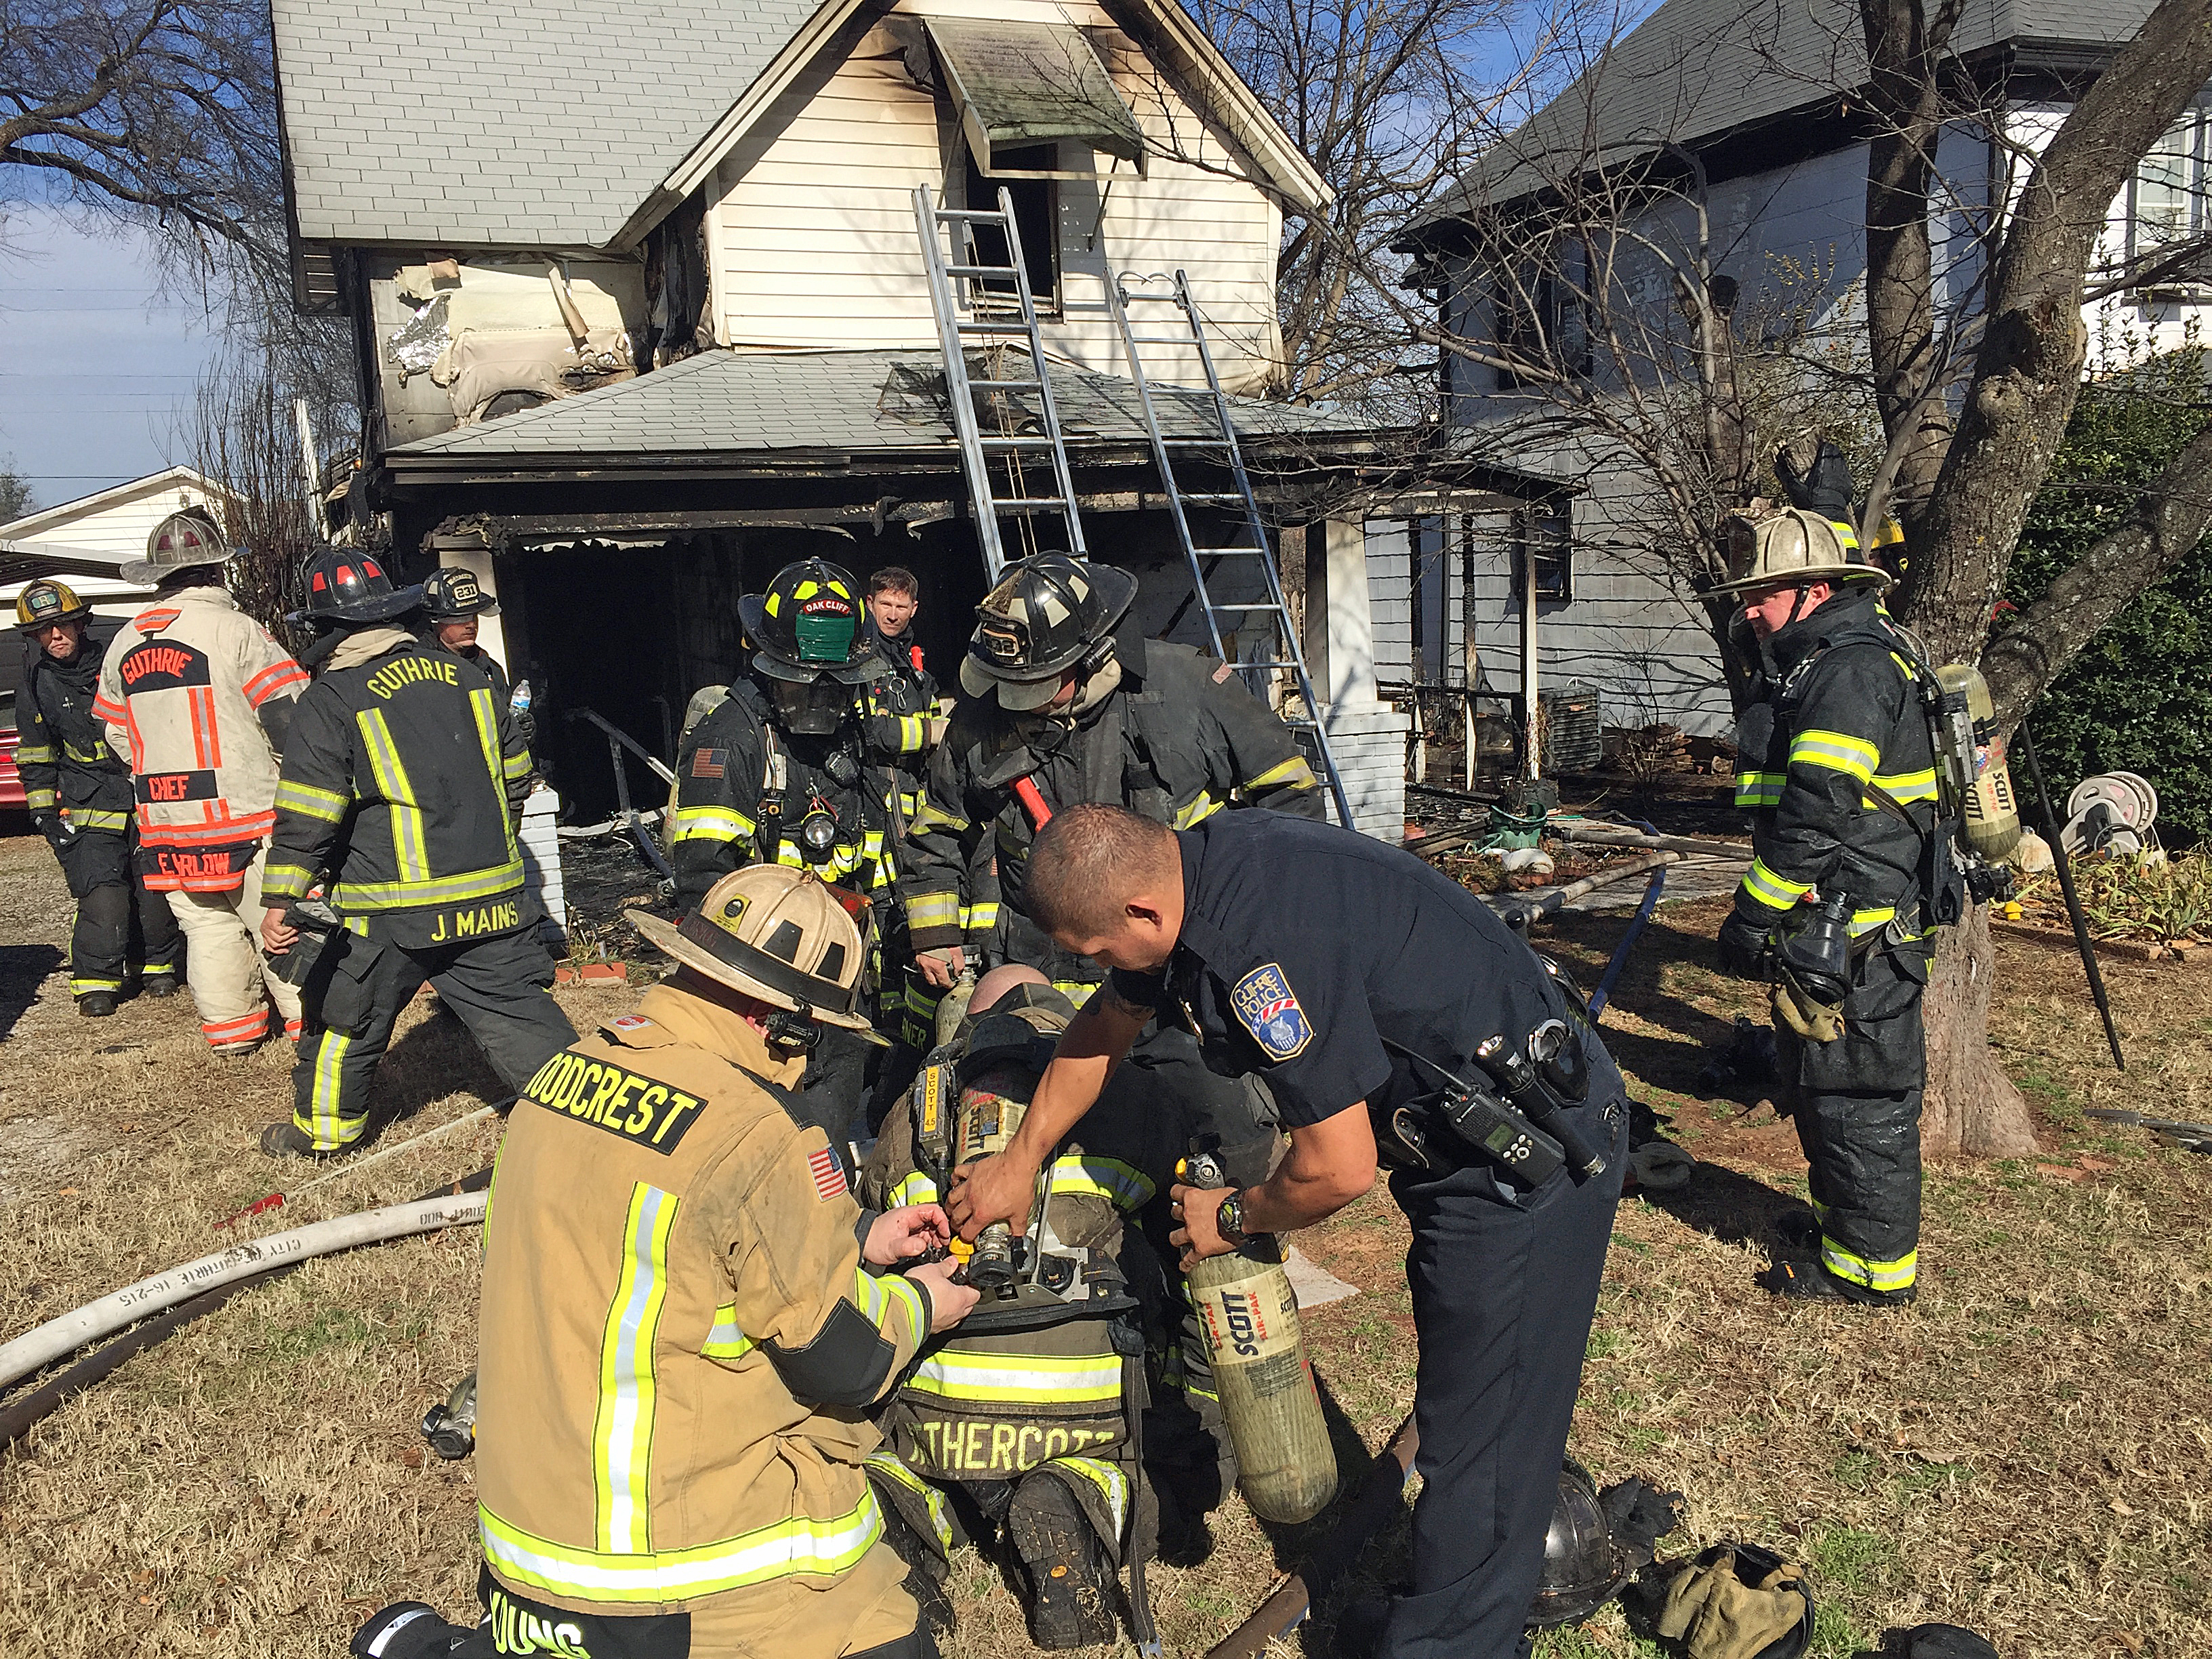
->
<box><xmin>0</xmin><ymin>1175</ymin><xmax>491</xmax><ymax>1395</ymax></box>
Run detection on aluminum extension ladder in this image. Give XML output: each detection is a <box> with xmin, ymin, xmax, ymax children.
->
<box><xmin>1102</xmin><ymin>268</ymin><xmax>1355</xmax><ymax>828</ymax></box>
<box><xmin>914</xmin><ymin>184</ymin><xmax>1087</xmax><ymax>584</ymax></box>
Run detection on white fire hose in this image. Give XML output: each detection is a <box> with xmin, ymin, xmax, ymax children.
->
<box><xmin>0</xmin><ymin>1189</ymin><xmax>487</xmax><ymax>1393</ymax></box>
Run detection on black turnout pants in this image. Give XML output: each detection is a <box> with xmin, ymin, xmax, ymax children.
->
<box><xmin>56</xmin><ymin>829</ymin><xmax>182</xmax><ymax>998</ymax></box>
<box><xmin>292</xmin><ymin>925</ymin><xmax>576</xmax><ymax>1151</ymax></box>
<box><xmin>1382</xmin><ymin>1066</ymin><xmax>1626</xmax><ymax>1659</ymax></box>
<box><xmin>1778</xmin><ymin>945</ymin><xmax>1927</xmax><ymax>1296</ymax></box>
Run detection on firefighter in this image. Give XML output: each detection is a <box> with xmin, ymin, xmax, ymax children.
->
<box><xmin>420</xmin><ymin>567</ymin><xmax>516</xmax><ymax>712</ymax></box>
<box><xmin>954</xmin><ymin>804</ymin><xmax>1629</xmax><ymax>1659</ymax></box>
<box><xmin>859</xmin><ymin>965</ymin><xmax>1186</xmax><ymax>1650</ymax></box>
<box><xmin>256</xmin><ymin>549</ymin><xmax>575</xmax><ymax>1158</ymax></box>
<box><xmin>94</xmin><ymin>508</ymin><xmax>309</xmax><ymax>1055</ymax></box>
<box><xmin>1712</xmin><ymin>508</ymin><xmax>1934</xmax><ymax>1306</ymax></box>
<box><xmin>899</xmin><ymin>551</ymin><xmax>1326</xmax><ymax>1010</ymax></box>
<box><xmin>861</xmin><ymin>567</ymin><xmax>943</xmax><ymax>1050</ymax></box>
<box><xmin>352</xmin><ymin>865</ymin><xmax>979</xmax><ymax>1659</ymax></box>
<box><xmin>14</xmin><ymin>579</ymin><xmax>184</xmax><ymax>1015</ymax></box>
<box><xmin>670</xmin><ymin>556</ymin><xmax>895</xmax><ymax>1149</ymax></box>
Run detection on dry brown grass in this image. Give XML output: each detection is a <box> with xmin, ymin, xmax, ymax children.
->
<box><xmin>1</xmin><ymin>836</ymin><xmax>2207</xmax><ymax>1658</ymax></box>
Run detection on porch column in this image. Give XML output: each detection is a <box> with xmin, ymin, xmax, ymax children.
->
<box><xmin>1316</xmin><ymin>518</ymin><xmax>1408</xmax><ymax>839</ymax></box>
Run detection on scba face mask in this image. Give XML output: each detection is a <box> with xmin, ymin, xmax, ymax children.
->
<box><xmin>773</xmin><ymin>676</ymin><xmax>855</xmax><ymax>735</ymax></box>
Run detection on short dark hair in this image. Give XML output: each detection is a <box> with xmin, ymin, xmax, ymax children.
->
<box><xmin>869</xmin><ymin>566</ymin><xmax>919</xmax><ymax>598</ymax></box>
<box><xmin>1027</xmin><ymin>804</ymin><xmax>1179</xmax><ymax>940</ymax></box>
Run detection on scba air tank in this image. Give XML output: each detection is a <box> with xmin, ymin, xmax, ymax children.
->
<box><xmin>1185</xmin><ymin>1238</ymin><xmax>1338</xmax><ymax>1523</ymax></box>
<box><xmin>1933</xmin><ymin>663</ymin><xmax>2023</xmax><ymax>862</ymax></box>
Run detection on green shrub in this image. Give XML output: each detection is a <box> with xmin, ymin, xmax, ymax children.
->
<box><xmin>2005</xmin><ymin>350</ymin><xmax>2212</xmax><ymax>848</ymax></box>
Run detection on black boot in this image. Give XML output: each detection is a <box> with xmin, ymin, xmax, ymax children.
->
<box><xmin>262</xmin><ymin>1120</ymin><xmax>349</xmax><ymax>1160</ymax></box>
<box><xmin>1759</xmin><ymin>1258</ymin><xmax>1915</xmax><ymax>1306</ymax></box>
<box><xmin>350</xmin><ymin>1603</ymin><xmax>477</xmax><ymax>1659</ymax></box>
<box><xmin>77</xmin><ymin>991</ymin><xmax>118</xmax><ymax>1018</ymax></box>
<box><xmin>140</xmin><ymin>972</ymin><xmax>181</xmax><ymax>1000</ymax></box>
<box><xmin>1008</xmin><ymin>1475</ymin><xmax>1120</xmax><ymax>1650</ymax></box>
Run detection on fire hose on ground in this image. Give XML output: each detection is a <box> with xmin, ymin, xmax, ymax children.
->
<box><xmin>0</xmin><ymin>1173</ymin><xmax>492</xmax><ymax>1446</ymax></box>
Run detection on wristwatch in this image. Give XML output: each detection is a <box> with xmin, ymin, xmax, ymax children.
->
<box><xmin>1214</xmin><ymin>1189</ymin><xmax>1252</xmax><ymax>1246</ymax></box>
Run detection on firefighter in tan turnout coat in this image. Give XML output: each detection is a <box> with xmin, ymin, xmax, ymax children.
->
<box><xmin>353</xmin><ymin>865</ymin><xmax>978</xmax><ymax>1659</ymax></box>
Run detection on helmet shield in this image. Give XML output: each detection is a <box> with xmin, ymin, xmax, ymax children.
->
<box><xmin>15</xmin><ymin>579</ymin><xmax>91</xmax><ymax>634</ymax></box>
<box><xmin>741</xmin><ymin>559</ymin><xmax>884</xmax><ymax>685</ymax></box>
<box><xmin>960</xmin><ymin>554</ymin><xmax>1138</xmax><ymax>705</ymax></box>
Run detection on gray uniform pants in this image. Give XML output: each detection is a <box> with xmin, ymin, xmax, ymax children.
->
<box><xmin>291</xmin><ymin>926</ymin><xmax>575</xmax><ymax>1151</ymax></box>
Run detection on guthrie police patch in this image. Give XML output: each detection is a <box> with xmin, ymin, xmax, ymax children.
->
<box><xmin>1231</xmin><ymin>962</ymin><xmax>1313</xmax><ymax>1061</ymax></box>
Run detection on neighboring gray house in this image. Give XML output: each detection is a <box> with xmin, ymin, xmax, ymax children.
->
<box><xmin>1395</xmin><ymin>0</ymin><xmax>2198</xmax><ymax>741</ymax></box>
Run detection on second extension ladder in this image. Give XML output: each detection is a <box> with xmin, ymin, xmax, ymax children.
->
<box><xmin>914</xmin><ymin>183</ymin><xmax>1086</xmax><ymax>584</ymax></box>
<box><xmin>1103</xmin><ymin>268</ymin><xmax>1355</xmax><ymax>828</ymax></box>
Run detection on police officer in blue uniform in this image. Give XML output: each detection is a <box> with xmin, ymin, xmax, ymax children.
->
<box><xmin>951</xmin><ymin>809</ymin><xmax>1628</xmax><ymax>1659</ymax></box>
<box><xmin>947</xmin><ymin>803</ymin><xmax>1626</xmax><ymax>1659</ymax></box>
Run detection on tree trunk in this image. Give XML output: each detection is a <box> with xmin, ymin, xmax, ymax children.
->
<box><xmin>1919</xmin><ymin>904</ymin><xmax>2041</xmax><ymax>1157</ymax></box>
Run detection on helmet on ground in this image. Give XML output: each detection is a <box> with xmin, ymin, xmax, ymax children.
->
<box><xmin>739</xmin><ymin>559</ymin><xmax>882</xmax><ymax>685</ymax></box>
<box><xmin>15</xmin><ymin>579</ymin><xmax>91</xmax><ymax>633</ymax></box>
<box><xmin>958</xmin><ymin>553</ymin><xmax>1139</xmax><ymax>710</ymax></box>
<box><xmin>422</xmin><ymin>566</ymin><xmax>499</xmax><ymax>620</ymax></box>
<box><xmin>122</xmin><ymin>506</ymin><xmax>234</xmax><ymax>587</ymax></box>
<box><xmin>302</xmin><ymin>548</ymin><xmax>425</xmax><ymax>624</ymax></box>
<box><xmin>1708</xmin><ymin>507</ymin><xmax>1893</xmax><ymax>598</ymax></box>
<box><xmin>628</xmin><ymin>866</ymin><xmax>873</xmax><ymax>1032</ymax></box>
<box><xmin>1528</xmin><ymin>1458</ymin><xmax>1631</xmax><ymax>1628</ymax></box>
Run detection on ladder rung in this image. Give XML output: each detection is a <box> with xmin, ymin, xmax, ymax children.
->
<box><xmin>947</xmin><ymin>264</ymin><xmax>1020</xmax><ymax>278</ymax></box>
<box><xmin>957</xmin><ymin>321</ymin><xmax>1027</xmax><ymax>334</ymax></box>
<box><xmin>936</xmin><ymin>209</ymin><xmax>1010</xmax><ymax>222</ymax></box>
<box><xmin>992</xmin><ymin>497</ymin><xmax>1069</xmax><ymax>511</ymax></box>
<box><xmin>978</xmin><ymin>436</ymin><xmax>1050</xmax><ymax>449</ymax></box>
<box><xmin>1210</xmin><ymin>603</ymin><xmax>1288</xmax><ymax>614</ymax></box>
<box><xmin>970</xmin><ymin>378</ymin><xmax>1041</xmax><ymax>391</ymax></box>
<box><xmin>1126</xmin><ymin>334</ymin><xmax>1195</xmax><ymax>346</ymax></box>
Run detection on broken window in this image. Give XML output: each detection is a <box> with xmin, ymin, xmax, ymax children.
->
<box><xmin>1491</xmin><ymin>250</ymin><xmax>1589</xmax><ymax>390</ymax></box>
<box><xmin>964</xmin><ymin>144</ymin><xmax>1059</xmax><ymax>310</ymax></box>
<box><xmin>2131</xmin><ymin>114</ymin><xmax>2209</xmax><ymax>272</ymax></box>
<box><xmin>1511</xmin><ymin>504</ymin><xmax>1573</xmax><ymax>603</ymax></box>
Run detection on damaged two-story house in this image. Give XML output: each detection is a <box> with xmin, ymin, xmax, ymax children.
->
<box><xmin>272</xmin><ymin>0</ymin><xmax>1555</xmax><ymax>834</ymax></box>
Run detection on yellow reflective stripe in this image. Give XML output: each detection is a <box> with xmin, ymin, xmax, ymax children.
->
<box><xmin>262</xmin><ymin>861</ymin><xmax>315</xmax><ymax>902</ymax></box>
<box><xmin>1734</xmin><ymin>769</ymin><xmax>1784</xmax><ymax>808</ymax></box>
<box><xmin>1788</xmin><ymin>729</ymin><xmax>1879</xmax><ymax>784</ymax></box>
<box><xmin>1172</xmin><ymin>792</ymin><xmax>1225</xmax><ymax>830</ymax></box>
<box><xmin>24</xmin><ymin>788</ymin><xmax>58</xmax><ymax>811</ymax></box>
<box><xmin>1849</xmin><ymin>905</ymin><xmax>1897</xmax><ymax>936</ymax></box>
<box><xmin>470</xmin><ymin>687</ymin><xmax>513</xmax><ymax>844</ymax></box>
<box><xmin>66</xmin><ymin>808</ymin><xmax>130</xmax><ymax>832</ymax></box>
<box><xmin>14</xmin><ymin>744</ymin><xmax>54</xmax><ymax>764</ymax></box>
<box><xmin>594</xmin><ymin>1183</ymin><xmax>680</xmax><ymax>1555</ymax></box>
<box><xmin>275</xmin><ymin>779</ymin><xmax>350</xmax><ymax>823</ymax></box>
<box><xmin>670</xmin><ymin>804</ymin><xmax>754</xmax><ymax>844</ymax></box>
<box><xmin>1057</xmin><ymin>1455</ymin><xmax>1128</xmax><ymax>1537</ymax></box>
<box><xmin>1820</xmin><ymin>1237</ymin><xmax>1917</xmax><ymax>1292</ymax></box>
<box><xmin>1830</xmin><ymin>520</ymin><xmax>1860</xmax><ymax>551</ymax></box>
<box><xmin>906</xmin><ymin>802</ymin><xmax>968</xmax><ymax>835</ymax></box>
<box><xmin>701</xmin><ymin>1301</ymin><xmax>754</xmax><ymax>1361</ymax></box>
<box><xmin>334</xmin><ymin>858</ymin><xmax>525</xmax><ymax>911</ymax></box>
<box><xmin>356</xmin><ymin>708</ymin><xmax>430</xmax><ymax>881</ymax></box>
<box><xmin>852</xmin><ymin>1264</ymin><xmax>927</xmax><ymax>1340</ymax></box>
<box><xmin>70</xmin><ymin>976</ymin><xmax>125</xmax><ymax>994</ymax></box>
<box><xmin>1868</xmin><ymin>768</ymin><xmax>1937</xmax><ymax>804</ymax></box>
<box><xmin>905</xmin><ymin>1349</ymin><xmax>1123</xmax><ymax>1404</ymax></box>
<box><xmin>296</xmin><ymin>1030</ymin><xmax>355</xmax><ymax>1149</ymax></box>
<box><xmin>865</xmin><ymin>1450</ymin><xmax>954</xmax><ymax>1551</ymax></box>
<box><xmin>896</xmin><ymin>713</ymin><xmax>926</xmax><ymax>751</ymax></box>
<box><xmin>906</xmin><ymin>890</ymin><xmax>961</xmax><ymax>930</ymax></box>
<box><xmin>504</xmin><ymin>751</ymin><xmax>533</xmax><ymax>779</ymax></box>
<box><xmin>1057</xmin><ymin>981</ymin><xmax>1099</xmax><ymax>1009</ymax></box>
<box><xmin>890</xmin><ymin>1172</ymin><xmax>942</xmax><ymax>1208</ymax></box>
<box><xmin>480</xmin><ymin>1489</ymin><xmax>882</xmax><ymax>1604</ymax></box>
<box><xmin>1244</xmin><ymin>755</ymin><xmax>1317</xmax><ymax>793</ymax></box>
<box><xmin>1740</xmin><ymin>859</ymin><xmax>1811</xmax><ymax>913</ymax></box>
<box><xmin>1048</xmin><ymin>1154</ymin><xmax>1155</xmax><ymax>1212</ymax></box>
<box><xmin>963</xmin><ymin>901</ymin><xmax>1000</xmax><ymax>931</ymax></box>
<box><xmin>62</xmin><ymin>739</ymin><xmax>108</xmax><ymax>762</ymax></box>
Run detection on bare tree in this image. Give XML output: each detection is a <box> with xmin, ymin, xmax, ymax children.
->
<box><xmin>0</xmin><ymin>462</ymin><xmax>33</xmax><ymax>521</ymax></box>
<box><xmin>173</xmin><ymin>350</ymin><xmax>316</xmax><ymax>639</ymax></box>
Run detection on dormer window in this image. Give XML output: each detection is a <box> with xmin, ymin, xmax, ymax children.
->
<box><xmin>964</xmin><ymin>144</ymin><xmax>1060</xmax><ymax>310</ymax></box>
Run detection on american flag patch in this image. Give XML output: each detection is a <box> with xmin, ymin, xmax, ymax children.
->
<box><xmin>807</xmin><ymin>1145</ymin><xmax>847</xmax><ymax>1202</ymax></box>
<box><xmin>691</xmin><ymin>746</ymin><xmax>726</xmax><ymax>779</ymax></box>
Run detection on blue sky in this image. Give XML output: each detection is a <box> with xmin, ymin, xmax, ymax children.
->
<box><xmin>0</xmin><ymin>209</ymin><xmax>227</xmax><ymax>517</ymax></box>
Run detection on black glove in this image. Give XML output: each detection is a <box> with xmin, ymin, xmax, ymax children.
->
<box><xmin>1717</xmin><ymin>909</ymin><xmax>1774</xmax><ymax>980</ymax></box>
<box><xmin>32</xmin><ymin>812</ymin><xmax>72</xmax><ymax>853</ymax></box>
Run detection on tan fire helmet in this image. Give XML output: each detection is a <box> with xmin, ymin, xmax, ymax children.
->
<box><xmin>628</xmin><ymin>865</ymin><xmax>875</xmax><ymax>1031</ymax></box>
<box><xmin>122</xmin><ymin>506</ymin><xmax>237</xmax><ymax>587</ymax></box>
<box><xmin>1709</xmin><ymin>506</ymin><xmax>1893</xmax><ymax>598</ymax></box>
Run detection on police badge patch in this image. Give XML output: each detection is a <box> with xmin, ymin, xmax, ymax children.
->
<box><xmin>1230</xmin><ymin>962</ymin><xmax>1313</xmax><ymax>1061</ymax></box>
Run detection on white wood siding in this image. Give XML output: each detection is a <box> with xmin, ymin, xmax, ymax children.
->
<box><xmin>710</xmin><ymin>0</ymin><xmax>1284</xmax><ymax>388</ymax></box>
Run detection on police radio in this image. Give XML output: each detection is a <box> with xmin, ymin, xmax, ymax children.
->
<box><xmin>1378</xmin><ymin>1037</ymin><xmax>1572</xmax><ymax>1187</ymax></box>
